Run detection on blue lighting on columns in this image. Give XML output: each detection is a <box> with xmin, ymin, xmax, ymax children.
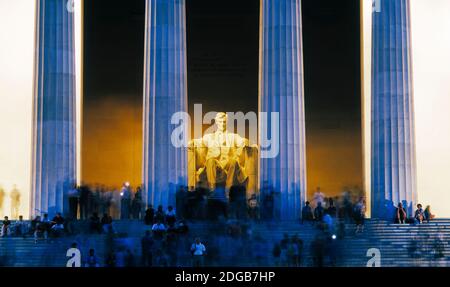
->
<box><xmin>259</xmin><ymin>0</ymin><xmax>307</xmax><ymax>220</ymax></box>
<box><xmin>142</xmin><ymin>0</ymin><xmax>188</xmax><ymax>208</ymax></box>
<box><xmin>31</xmin><ymin>0</ymin><xmax>77</xmax><ymax>217</ymax></box>
<box><xmin>371</xmin><ymin>0</ymin><xmax>417</xmax><ymax>218</ymax></box>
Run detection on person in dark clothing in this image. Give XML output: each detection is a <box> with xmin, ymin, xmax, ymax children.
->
<box><xmin>89</xmin><ymin>212</ymin><xmax>102</xmax><ymax>234</ymax></box>
<box><xmin>395</xmin><ymin>202</ymin><xmax>407</xmax><ymax>224</ymax></box>
<box><xmin>50</xmin><ymin>213</ymin><xmax>65</xmax><ymax>236</ymax></box>
<box><xmin>144</xmin><ymin>206</ymin><xmax>155</xmax><ymax>225</ymax></box>
<box><xmin>165</xmin><ymin>206</ymin><xmax>177</xmax><ymax>228</ymax></box>
<box><xmin>326</xmin><ymin>199</ymin><xmax>337</xmax><ymax>217</ymax></box>
<box><xmin>302</xmin><ymin>201</ymin><xmax>314</xmax><ymax>224</ymax></box>
<box><xmin>101</xmin><ymin>213</ymin><xmax>113</xmax><ymax>234</ymax></box>
<box><xmin>154</xmin><ymin>205</ymin><xmax>165</xmax><ymax>223</ymax></box>
<box><xmin>314</xmin><ymin>202</ymin><xmax>324</xmax><ymax>222</ymax></box>
<box><xmin>262</xmin><ymin>192</ymin><xmax>274</xmax><ymax>220</ymax></box>
<box><xmin>1</xmin><ymin>216</ymin><xmax>11</xmax><ymax>237</ymax></box>
<box><xmin>141</xmin><ymin>230</ymin><xmax>154</xmax><ymax>266</ymax></box>
<box><xmin>131</xmin><ymin>187</ymin><xmax>143</xmax><ymax>219</ymax></box>
<box><xmin>79</xmin><ymin>185</ymin><xmax>90</xmax><ymax>220</ymax></box>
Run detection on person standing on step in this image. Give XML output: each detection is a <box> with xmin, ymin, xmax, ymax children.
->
<box><xmin>191</xmin><ymin>237</ymin><xmax>206</xmax><ymax>267</ymax></box>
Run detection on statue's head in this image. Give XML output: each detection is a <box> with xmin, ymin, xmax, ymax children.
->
<box><xmin>215</xmin><ymin>112</ymin><xmax>227</xmax><ymax>132</ymax></box>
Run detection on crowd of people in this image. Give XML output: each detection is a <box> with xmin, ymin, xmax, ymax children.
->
<box><xmin>0</xmin><ymin>182</ymin><xmax>442</xmax><ymax>267</ymax></box>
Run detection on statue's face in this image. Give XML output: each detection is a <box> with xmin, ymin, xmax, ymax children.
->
<box><xmin>216</xmin><ymin>117</ymin><xmax>227</xmax><ymax>132</ymax></box>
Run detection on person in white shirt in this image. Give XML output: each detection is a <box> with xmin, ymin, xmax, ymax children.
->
<box><xmin>152</xmin><ymin>220</ymin><xmax>166</xmax><ymax>239</ymax></box>
<box><xmin>191</xmin><ymin>237</ymin><xmax>206</xmax><ymax>267</ymax></box>
<box><xmin>312</xmin><ymin>187</ymin><xmax>325</xmax><ymax>208</ymax></box>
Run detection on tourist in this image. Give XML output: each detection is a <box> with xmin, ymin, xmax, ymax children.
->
<box><xmin>292</xmin><ymin>234</ymin><xmax>304</xmax><ymax>267</ymax></box>
<box><xmin>354</xmin><ymin>197</ymin><xmax>366</xmax><ymax>233</ymax></box>
<box><xmin>262</xmin><ymin>191</ymin><xmax>274</xmax><ymax>221</ymax></box>
<box><xmin>131</xmin><ymin>186</ymin><xmax>143</xmax><ymax>219</ymax></box>
<box><xmin>68</xmin><ymin>183</ymin><xmax>79</xmax><ymax>219</ymax></box>
<box><xmin>101</xmin><ymin>213</ymin><xmax>113</xmax><ymax>233</ymax></box>
<box><xmin>85</xmin><ymin>249</ymin><xmax>100</xmax><ymax>267</ymax></box>
<box><xmin>247</xmin><ymin>194</ymin><xmax>259</xmax><ymax>220</ymax></box>
<box><xmin>176</xmin><ymin>220</ymin><xmax>189</xmax><ymax>234</ymax></box>
<box><xmin>424</xmin><ymin>205</ymin><xmax>435</xmax><ymax>223</ymax></box>
<box><xmin>89</xmin><ymin>212</ymin><xmax>102</xmax><ymax>233</ymax></box>
<box><xmin>151</xmin><ymin>219</ymin><xmax>166</xmax><ymax>240</ymax></box>
<box><xmin>191</xmin><ymin>237</ymin><xmax>206</xmax><ymax>267</ymax></box>
<box><xmin>141</xmin><ymin>230</ymin><xmax>154</xmax><ymax>267</ymax></box>
<box><xmin>14</xmin><ymin>215</ymin><xmax>28</xmax><ymax>237</ymax></box>
<box><xmin>144</xmin><ymin>205</ymin><xmax>155</xmax><ymax>225</ymax></box>
<box><xmin>395</xmin><ymin>202</ymin><xmax>407</xmax><ymax>224</ymax></box>
<box><xmin>272</xmin><ymin>243</ymin><xmax>281</xmax><ymax>266</ymax></box>
<box><xmin>1</xmin><ymin>216</ymin><xmax>11</xmax><ymax>237</ymax></box>
<box><xmin>313</xmin><ymin>187</ymin><xmax>325</xmax><ymax>208</ymax></box>
<box><xmin>125</xmin><ymin>249</ymin><xmax>135</xmax><ymax>267</ymax></box>
<box><xmin>32</xmin><ymin>216</ymin><xmax>48</xmax><ymax>243</ymax></box>
<box><xmin>414</xmin><ymin>204</ymin><xmax>425</xmax><ymax>224</ymax></box>
<box><xmin>314</xmin><ymin>202</ymin><xmax>325</xmax><ymax>222</ymax></box>
<box><xmin>279</xmin><ymin>233</ymin><xmax>290</xmax><ymax>266</ymax></box>
<box><xmin>154</xmin><ymin>205</ymin><xmax>165</xmax><ymax>223</ymax></box>
<box><xmin>165</xmin><ymin>206</ymin><xmax>177</xmax><ymax>228</ymax></box>
<box><xmin>120</xmin><ymin>183</ymin><xmax>132</xmax><ymax>219</ymax></box>
<box><xmin>301</xmin><ymin>201</ymin><xmax>314</xmax><ymax>224</ymax></box>
<box><xmin>51</xmin><ymin>213</ymin><xmax>65</xmax><ymax>236</ymax></box>
<box><xmin>326</xmin><ymin>198</ymin><xmax>337</xmax><ymax>217</ymax></box>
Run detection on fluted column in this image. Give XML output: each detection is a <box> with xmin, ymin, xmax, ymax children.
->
<box><xmin>142</xmin><ymin>0</ymin><xmax>187</xmax><ymax>208</ymax></box>
<box><xmin>371</xmin><ymin>0</ymin><xmax>417</xmax><ymax>218</ymax></box>
<box><xmin>31</xmin><ymin>0</ymin><xmax>77</xmax><ymax>217</ymax></box>
<box><xmin>259</xmin><ymin>0</ymin><xmax>307</xmax><ymax>220</ymax></box>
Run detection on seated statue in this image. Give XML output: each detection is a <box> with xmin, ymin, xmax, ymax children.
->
<box><xmin>188</xmin><ymin>112</ymin><xmax>258</xmax><ymax>194</ymax></box>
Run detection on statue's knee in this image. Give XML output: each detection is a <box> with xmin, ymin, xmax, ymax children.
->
<box><xmin>205</xmin><ymin>158</ymin><xmax>217</xmax><ymax>167</ymax></box>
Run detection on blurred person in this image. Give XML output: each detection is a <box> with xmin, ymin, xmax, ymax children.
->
<box><xmin>89</xmin><ymin>212</ymin><xmax>102</xmax><ymax>234</ymax></box>
<box><xmin>272</xmin><ymin>243</ymin><xmax>281</xmax><ymax>266</ymax></box>
<box><xmin>354</xmin><ymin>197</ymin><xmax>366</xmax><ymax>233</ymax></box>
<box><xmin>85</xmin><ymin>249</ymin><xmax>100</xmax><ymax>267</ymax></box>
<box><xmin>415</xmin><ymin>204</ymin><xmax>424</xmax><ymax>224</ymax></box>
<box><xmin>424</xmin><ymin>205</ymin><xmax>435</xmax><ymax>223</ymax></box>
<box><xmin>51</xmin><ymin>213</ymin><xmax>65</xmax><ymax>236</ymax></box>
<box><xmin>1</xmin><ymin>216</ymin><xmax>11</xmax><ymax>237</ymax></box>
<box><xmin>165</xmin><ymin>206</ymin><xmax>177</xmax><ymax>228</ymax></box>
<box><xmin>14</xmin><ymin>215</ymin><xmax>28</xmax><ymax>237</ymax></box>
<box><xmin>395</xmin><ymin>202</ymin><xmax>407</xmax><ymax>224</ymax></box>
<box><xmin>312</xmin><ymin>187</ymin><xmax>325</xmax><ymax>208</ymax></box>
<box><xmin>144</xmin><ymin>205</ymin><xmax>155</xmax><ymax>225</ymax></box>
<box><xmin>191</xmin><ymin>237</ymin><xmax>206</xmax><ymax>267</ymax></box>
<box><xmin>314</xmin><ymin>202</ymin><xmax>324</xmax><ymax>222</ymax></box>
<box><xmin>154</xmin><ymin>205</ymin><xmax>165</xmax><ymax>222</ymax></box>
<box><xmin>302</xmin><ymin>201</ymin><xmax>314</xmax><ymax>224</ymax></box>
<box><xmin>325</xmin><ymin>198</ymin><xmax>337</xmax><ymax>217</ymax></box>
<box><xmin>120</xmin><ymin>183</ymin><xmax>132</xmax><ymax>219</ymax></box>
<box><xmin>152</xmin><ymin>219</ymin><xmax>166</xmax><ymax>240</ymax></box>
<box><xmin>132</xmin><ymin>186</ymin><xmax>143</xmax><ymax>219</ymax></box>
<box><xmin>67</xmin><ymin>183</ymin><xmax>79</xmax><ymax>219</ymax></box>
<box><xmin>10</xmin><ymin>185</ymin><xmax>21</xmax><ymax>219</ymax></box>
<box><xmin>101</xmin><ymin>213</ymin><xmax>113</xmax><ymax>234</ymax></box>
<box><xmin>248</xmin><ymin>193</ymin><xmax>259</xmax><ymax>221</ymax></box>
<box><xmin>141</xmin><ymin>230</ymin><xmax>154</xmax><ymax>267</ymax></box>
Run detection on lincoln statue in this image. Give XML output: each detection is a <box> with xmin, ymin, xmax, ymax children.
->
<box><xmin>190</xmin><ymin>112</ymin><xmax>249</xmax><ymax>191</ymax></box>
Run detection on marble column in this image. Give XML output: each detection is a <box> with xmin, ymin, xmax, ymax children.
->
<box><xmin>259</xmin><ymin>0</ymin><xmax>307</xmax><ymax>220</ymax></box>
<box><xmin>142</xmin><ymin>0</ymin><xmax>187</xmax><ymax>208</ymax></box>
<box><xmin>371</xmin><ymin>0</ymin><xmax>417</xmax><ymax>218</ymax></box>
<box><xmin>31</xmin><ymin>0</ymin><xmax>77</xmax><ymax>217</ymax></box>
